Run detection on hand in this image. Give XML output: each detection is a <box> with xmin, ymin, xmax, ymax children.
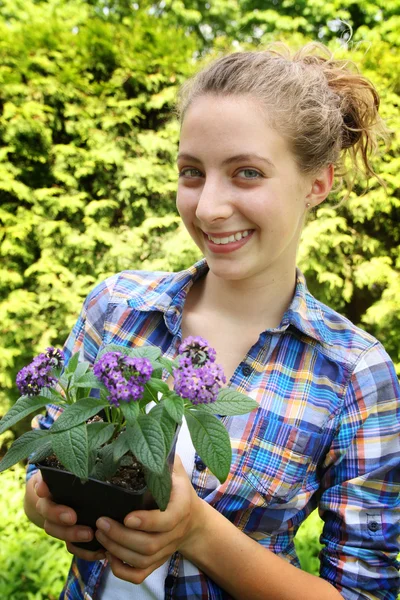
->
<box><xmin>33</xmin><ymin>471</ymin><xmax>106</xmax><ymax>562</ymax></box>
<box><xmin>94</xmin><ymin>455</ymin><xmax>205</xmax><ymax>584</ymax></box>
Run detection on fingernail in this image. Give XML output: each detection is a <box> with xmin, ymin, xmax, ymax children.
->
<box><xmin>96</xmin><ymin>518</ymin><xmax>110</xmax><ymax>532</ymax></box>
<box><xmin>78</xmin><ymin>530</ymin><xmax>91</xmax><ymax>541</ymax></box>
<box><xmin>95</xmin><ymin>530</ymin><xmax>105</xmax><ymax>542</ymax></box>
<box><xmin>125</xmin><ymin>516</ymin><xmax>141</xmax><ymax>529</ymax></box>
<box><xmin>60</xmin><ymin>512</ymin><xmax>73</xmax><ymax>524</ymax></box>
<box><xmin>34</xmin><ymin>473</ymin><xmax>42</xmax><ymax>492</ymax></box>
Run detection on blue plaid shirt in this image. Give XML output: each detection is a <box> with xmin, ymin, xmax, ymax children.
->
<box><xmin>27</xmin><ymin>259</ymin><xmax>400</xmax><ymax>600</ymax></box>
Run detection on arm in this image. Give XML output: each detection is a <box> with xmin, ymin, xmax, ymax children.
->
<box><xmin>180</xmin><ymin>497</ymin><xmax>344</xmax><ymax>600</ymax></box>
<box><xmin>93</xmin><ymin>457</ymin><xmax>343</xmax><ymax>599</ymax></box>
<box><xmin>88</xmin><ymin>343</ymin><xmax>399</xmax><ymax>599</ymax></box>
<box><xmin>318</xmin><ymin>343</ymin><xmax>400</xmax><ymax>600</ymax></box>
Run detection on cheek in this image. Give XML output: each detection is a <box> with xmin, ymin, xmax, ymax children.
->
<box><xmin>176</xmin><ymin>192</ymin><xmax>198</xmax><ymax>236</ymax></box>
<box><xmin>177</xmin><ymin>188</ymin><xmax>198</xmax><ymax>219</ymax></box>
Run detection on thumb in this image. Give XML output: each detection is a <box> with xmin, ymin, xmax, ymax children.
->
<box><xmin>172</xmin><ymin>453</ymin><xmax>185</xmax><ymax>474</ymax></box>
<box><xmin>34</xmin><ymin>471</ymin><xmax>51</xmax><ymax>498</ymax></box>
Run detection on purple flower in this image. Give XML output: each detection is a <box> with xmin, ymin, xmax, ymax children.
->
<box><xmin>94</xmin><ymin>352</ymin><xmax>153</xmax><ymax>407</ymax></box>
<box><xmin>173</xmin><ymin>360</ymin><xmax>226</xmax><ymax>405</ymax></box>
<box><xmin>178</xmin><ymin>336</ymin><xmax>216</xmax><ymax>366</ymax></box>
<box><xmin>16</xmin><ymin>347</ymin><xmax>65</xmax><ymax>397</ymax></box>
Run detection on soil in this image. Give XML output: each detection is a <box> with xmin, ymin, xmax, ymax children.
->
<box><xmin>41</xmin><ymin>416</ymin><xmax>146</xmax><ymax>492</ymax></box>
<box><xmin>41</xmin><ymin>453</ymin><xmax>146</xmax><ymax>492</ymax></box>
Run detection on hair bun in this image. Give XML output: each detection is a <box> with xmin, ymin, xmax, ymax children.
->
<box><xmin>341</xmin><ymin>108</ymin><xmax>362</xmax><ymax>149</ymax></box>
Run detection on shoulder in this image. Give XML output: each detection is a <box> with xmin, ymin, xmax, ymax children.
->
<box><xmin>311</xmin><ymin>293</ymin><xmax>389</xmax><ymax>368</ymax></box>
<box><xmin>311</xmin><ymin>296</ymin><xmax>400</xmax><ymax>408</ymax></box>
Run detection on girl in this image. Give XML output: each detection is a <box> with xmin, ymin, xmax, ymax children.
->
<box><xmin>24</xmin><ymin>42</ymin><xmax>400</xmax><ymax>600</ymax></box>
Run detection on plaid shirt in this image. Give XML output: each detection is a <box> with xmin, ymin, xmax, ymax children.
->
<box><xmin>27</xmin><ymin>259</ymin><xmax>400</xmax><ymax>600</ymax></box>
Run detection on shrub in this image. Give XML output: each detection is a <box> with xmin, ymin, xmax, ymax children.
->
<box><xmin>0</xmin><ymin>465</ymin><xmax>70</xmax><ymax>600</ymax></box>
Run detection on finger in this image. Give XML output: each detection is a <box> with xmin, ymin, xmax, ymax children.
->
<box><xmin>106</xmin><ymin>552</ymin><xmax>168</xmax><ymax>585</ymax></box>
<box><xmin>172</xmin><ymin>453</ymin><xmax>185</xmax><ymax>473</ymax></box>
<box><xmin>96</xmin><ymin>528</ymin><xmax>175</xmax><ymax>571</ymax></box>
<box><xmin>36</xmin><ymin>496</ymin><xmax>78</xmax><ymax>526</ymax></box>
<box><xmin>96</xmin><ymin>517</ymin><xmax>171</xmax><ymax>555</ymax></box>
<box><xmin>123</xmin><ymin>465</ymin><xmax>191</xmax><ymax>533</ymax></box>
<box><xmin>66</xmin><ymin>541</ymin><xmax>106</xmax><ymax>562</ymax></box>
<box><xmin>43</xmin><ymin>520</ymin><xmax>94</xmax><ymax>545</ymax></box>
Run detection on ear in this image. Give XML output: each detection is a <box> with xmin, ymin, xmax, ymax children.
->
<box><xmin>306</xmin><ymin>164</ymin><xmax>334</xmax><ymax>208</ymax></box>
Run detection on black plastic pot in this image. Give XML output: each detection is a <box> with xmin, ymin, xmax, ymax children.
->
<box><xmin>36</xmin><ymin>429</ymin><xmax>180</xmax><ymax>552</ymax></box>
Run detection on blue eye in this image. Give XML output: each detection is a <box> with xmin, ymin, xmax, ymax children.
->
<box><xmin>238</xmin><ymin>169</ymin><xmax>262</xmax><ymax>179</ymax></box>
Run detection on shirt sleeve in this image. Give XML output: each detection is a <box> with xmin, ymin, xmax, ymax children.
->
<box><xmin>318</xmin><ymin>341</ymin><xmax>400</xmax><ymax>600</ymax></box>
<box><xmin>26</xmin><ymin>275</ymin><xmax>117</xmax><ymax>481</ymax></box>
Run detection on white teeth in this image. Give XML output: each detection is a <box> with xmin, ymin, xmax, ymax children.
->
<box><xmin>207</xmin><ymin>229</ymin><xmax>252</xmax><ymax>244</ymax></box>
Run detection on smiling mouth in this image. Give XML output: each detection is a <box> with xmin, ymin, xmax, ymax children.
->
<box><xmin>204</xmin><ymin>229</ymin><xmax>253</xmax><ymax>245</ymax></box>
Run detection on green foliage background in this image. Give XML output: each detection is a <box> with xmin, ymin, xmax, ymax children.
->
<box><xmin>0</xmin><ymin>0</ymin><xmax>399</xmax><ymax>596</ymax></box>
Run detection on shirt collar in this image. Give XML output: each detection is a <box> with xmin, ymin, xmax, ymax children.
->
<box><xmin>128</xmin><ymin>259</ymin><xmax>332</xmax><ymax>346</ymax></box>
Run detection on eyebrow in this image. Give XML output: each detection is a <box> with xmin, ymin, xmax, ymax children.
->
<box><xmin>177</xmin><ymin>152</ymin><xmax>276</xmax><ymax>170</ymax></box>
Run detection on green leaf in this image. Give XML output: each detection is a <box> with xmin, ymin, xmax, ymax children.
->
<box><xmin>126</xmin><ymin>416</ymin><xmax>165</xmax><ymax>475</ymax></box>
<box><xmin>130</xmin><ymin>346</ymin><xmax>162</xmax><ymax>362</ymax></box>
<box><xmin>97</xmin><ymin>344</ymin><xmax>161</xmax><ymax>363</ymax></box>
<box><xmin>113</xmin><ymin>430</ymin><xmax>131</xmax><ymax>462</ymax></box>
<box><xmin>97</xmin><ymin>444</ymin><xmax>119</xmax><ymax>480</ymax></box>
<box><xmin>0</xmin><ymin>430</ymin><xmax>51</xmax><ymax>472</ymax></box>
<box><xmin>51</xmin><ymin>423</ymin><xmax>88</xmax><ymax>480</ymax></box>
<box><xmin>157</xmin><ymin>356</ymin><xmax>175</xmax><ymax>375</ymax></box>
<box><xmin>195</xmin><ymin>388</ymin><xmax>259</xmax><ymax>416</ymax></box>
<box><xmin>0</xmin><ymin>394</ymin><xmax>60</xmax><ymax>435</ymax></box>
<box><xmin>144</xmin><ymin>463</ymin><xmax>172</xmax><ymax>511</ymax></box>
<box><xmin>149</xmin><ymin>402</ymin><xmax>176</xmax><ymax>453</ymax></box>
<box><xmin>64</xmin><ymin>351</ymin><xmax>80</xmax><ymax>374</ymax></box>
<box><xmin>184</xmin><ymin>410</ymin><xmax>231</xmax><ymax>483</ymax></box>
<box><xmin>163</xmin><ymin>393</ymin><xmax>184</xmax><ymax>424</ymax></box>
<box><xmin>120</xmin><ymin>401</ymin><xmax>140</xmax><ymax>426</ymax></box>
<box><xmin>72</xmin><ymin>361</ymin><xmax>90</xmax><ymax>382</ymax></box>
<box><xmin>28</xmin><ymin>440</ymin><xmax>53</xmax><ymax>465</ymax></box>
<box><xmin>143</xmin><ymin>378</ymin><xmax>169</xmax><ymax>403</ymax></box>
<box><xmin>146</xmin><ymin>378</ymin><xmax>170</xmax><ymax>396</ymax></box>
<box><xmin>73</xmin><ymin>371</ymin><xmax>107</xmax><ymax>391</ymax></box>
<box><xmin>87</xmin><ymin>422</ymin><xmax>115</xmax><ymax>450</ymax></box>
<box><xmin>50</xmin><ymin>398</ymin><xmax>109</xmax><ymax>432</ymax></box>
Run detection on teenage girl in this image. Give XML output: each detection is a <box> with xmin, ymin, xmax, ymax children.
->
<box><xmin>24</xmin><ymin>42</ymin><xmax>400</xmax><ymax>600</ymax></box>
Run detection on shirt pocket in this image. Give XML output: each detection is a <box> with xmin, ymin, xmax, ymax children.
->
<box><xmin>241</xmin><ymin>420</ymin><xmax>323</xmax><ymax>503</ymax></box>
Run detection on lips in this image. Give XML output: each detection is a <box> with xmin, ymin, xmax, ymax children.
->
<box><xmin>202</xmin><ymin>229</ymin><xmax>255</xmax><ymax>253</ymax></box>
<box><xmin>204</xmin><ymin>229</ymin><xmax>253</xmax><ymax>245</ymax></box>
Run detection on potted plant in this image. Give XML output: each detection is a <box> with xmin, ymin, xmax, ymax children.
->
<box><xmin>0</xmin><ymin>337</ymin><xmax>258</xmax><ymax>551</ymax></box>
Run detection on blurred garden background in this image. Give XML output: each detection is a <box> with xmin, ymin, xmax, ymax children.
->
<box><xmin>0</xmin><ymin>0</ymin><xmax>399</xmax><ymax>597</ymax></box>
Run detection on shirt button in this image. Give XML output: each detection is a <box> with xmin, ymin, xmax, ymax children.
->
<box><xmin>368</xmin><ymin>521</ymin><xmax>380</xmax><ymax>532</ymax></box>
<box><xmin>195</xmin><ymin>460</ymin><xmax>207</xmax><ymax>472</ymax></box>
<box><xmin>241</xmin><ymin>364</ymin><xmax>252</xmax><ymax>377</ymax></box>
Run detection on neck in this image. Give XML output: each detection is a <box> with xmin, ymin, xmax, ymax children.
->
<box><xmin>190</xmin><ymin>264</ymin><xmax>297</xmax><ymax>331</ymax></box>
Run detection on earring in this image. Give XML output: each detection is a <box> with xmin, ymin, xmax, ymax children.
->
<box><xmin>306</xmin><ymin>202</ymin><xmax>311</xmax><ymax>209</ymax></box>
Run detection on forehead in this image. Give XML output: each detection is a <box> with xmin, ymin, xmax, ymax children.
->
<box><xmin>179</xmin><ymin>94</ymin><xmax>290</xmax><ymax>162</ymax></box>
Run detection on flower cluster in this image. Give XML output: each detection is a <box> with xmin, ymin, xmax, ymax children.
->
<box><xmin>16</xmin><ymin>347</ymin><xmax>65</xmax><ymax>397</ymax></box>
<box><xmin>173</xmin><ymin>336</ymin><xmax>226</xmax><ymax>404</ymax></box>
<box><xmin>178</xmin><ymin>335</ymin><xmax>217</xmax><ymax>366</ymax></box>
<box><xmin>94</xmin><ymin>352</ymin><xmax>153</xmax><ymax>407</ymax></box>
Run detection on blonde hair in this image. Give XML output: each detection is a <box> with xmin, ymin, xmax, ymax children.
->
<box><xmin>177</xmin><ymin>42</ymin><xmax>388</xmax><ymax>196</ymax></box>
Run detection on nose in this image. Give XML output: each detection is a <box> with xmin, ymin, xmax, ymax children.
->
<box><xmin>195</xmin><ymin>177</ymin><xmax>233</xmax><ymax>225</ymax></box>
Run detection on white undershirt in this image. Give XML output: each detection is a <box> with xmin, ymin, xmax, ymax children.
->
<box><xmin>100</xmin><ymin>415</ymin><xmax>197</xmax><ymax>599</ymax></box>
